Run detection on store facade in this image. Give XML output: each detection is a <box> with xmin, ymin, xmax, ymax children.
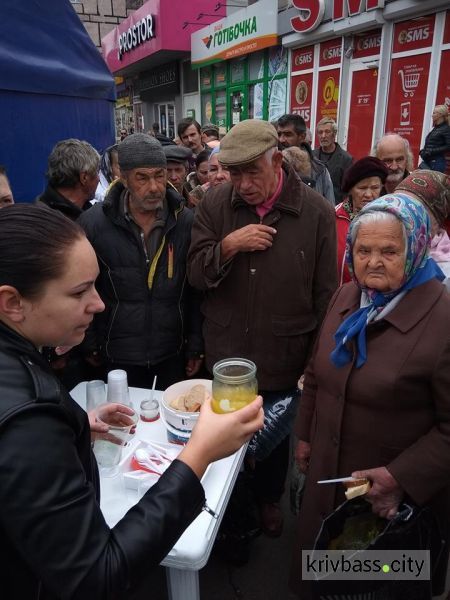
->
<box><xmin>101</xmin><ymin>0</ymin><xmax>217</xmax><ymax>138</ymax></box>
<box><xmin>191</xmin><ymin>0</ymin><xmax>288</xmax><ymax>128</ymax></box>
<box><xmin>279</xmin><ymin>0</ymin><xmax>450</xmax><ymax>162</ymax></box>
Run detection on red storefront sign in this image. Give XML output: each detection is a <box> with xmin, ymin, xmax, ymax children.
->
<box><xmin>316</xmin><ymin>68</ymin><xmax>340</xmax><ymax>124</ymax></box>
<box><xmin>291</xmin><ymin>45</ymin><xmax>314</xmax><ymax>72</ymax></box>
<box><xmin>444</xmin><ymin>10</ymin><xmax>450</xmax><ymax>44</ymax></box>
<box><xmin>436</xmin><ymin>50</ymin><xmax>450</xmax><ymax>108</ymax></box>
<box><xmin>392</xmin><ymin>15</ymin><xmax>435</xmax><ymax>53</ymax></box>
<box><xmin>353</xmin><ymin>29</ymin><xmax>381</xmax><ymax>59</ymax></box>
<box><xmin>347</xmin><ymin>68</ymin><xmax>378</xmax><ymax>159</ymax></box>
<box><xmin>290</xmin><ymin>0</ymin><xmax>384</xmax><ymax>33</ymax></box>
<box><xmin>385</xmin><ymin>53</ymin><xmax>431</xmax><ymax>162</ymax></box>
<box><xmin>290</xmin><ymin>73</ymin><xmax>314</xmax><ymax>127</ymax></box>
<box><xmin>319</xmin><ymin>38</ymin><xmax>342</xmax><ymax>67</ymax></box>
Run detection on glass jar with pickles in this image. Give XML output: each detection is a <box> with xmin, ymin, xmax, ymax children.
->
<box><xmin>212</xmin><ymin>358</ymin><xmax>258</xmax><ymax>413</ymax></box>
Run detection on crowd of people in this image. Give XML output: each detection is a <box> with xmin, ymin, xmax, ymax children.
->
<box><xmin>0</xmin><ymin>107</ymin><xmax>449</xmax><ymax>599</ymax></box>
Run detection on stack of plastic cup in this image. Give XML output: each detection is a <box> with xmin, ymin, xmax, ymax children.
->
<box><xmin>106</xmin><ymin>369</ymin><xmax>130</xmax><ymax>405</ymax></box>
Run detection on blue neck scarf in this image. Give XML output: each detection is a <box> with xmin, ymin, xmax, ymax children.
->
<box><xmin>331</xmin><ymin>194</ymin><xmax>445</xmax><ymax>368</ymax></box>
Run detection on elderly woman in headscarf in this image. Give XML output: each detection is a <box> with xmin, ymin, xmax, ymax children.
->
<box><xmin>290</xmin><ymin>194</ymin><xmax>450</xmax><ymax>599</ymax></box>
<box><xmin>396</xmin><ymin>169</ymin><xmax>450</xmax><ymax>288</ymax></box>
<box><xmin>336</xmin><ymin>156</ymin><xmax>389</xmax><ymax>284</ymax></box>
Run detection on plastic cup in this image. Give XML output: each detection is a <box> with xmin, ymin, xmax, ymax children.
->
<box><xmin>140</xmin><ymin>398</ymin><xmax>160</xmax><ymax>422</ymax></box>
<box><xmin>93</xmin><ymin>404</ymin><xmax>136</xmax><ymax>477</ymax></box>
<box><xmin>106</xmin><ymin>369</ymin><xmax>130</xmax><ymax>404</ymax></box>
<box><xmin>86</xmin><ymin>380</ymin><xmax>106</xmax><ymax>412</ymax></box>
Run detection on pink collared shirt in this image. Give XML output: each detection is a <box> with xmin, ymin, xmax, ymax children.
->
<box><xmin>255</xmin><ymin>170</ymin><xmax>284</xmax><ymax>220</ymax></box>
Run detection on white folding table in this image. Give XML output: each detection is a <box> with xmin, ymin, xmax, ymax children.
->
<box><xmin>70</xmin><ymin>382</ymin><xmax>245</xmax><ymax>600</ymax></box>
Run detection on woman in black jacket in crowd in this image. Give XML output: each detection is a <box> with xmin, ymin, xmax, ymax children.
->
<box><xmin>420</xmin><ymin>104</ymin><xmax>450</xmax><ymax>173</ymax></box>
<box><xmin>0</xmin><ymin>204</ymin><xmax>263</xmax><ymax>600</ymax></box>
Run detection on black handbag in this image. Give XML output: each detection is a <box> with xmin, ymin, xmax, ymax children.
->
<box><xmin>310</xmin><ymin>498</ymin><xmax>444</xmax><ymax>600</ymax></box>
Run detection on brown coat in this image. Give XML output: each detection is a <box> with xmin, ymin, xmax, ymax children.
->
<box><xmin>187</xmin><ymin>165</ymin><xmax>337</xmax><ymax>391</ymax></box>
<box><xmin>291</xmin><ymin>279</ymin><xmax>450</xmax><ymax>597</ymax></box>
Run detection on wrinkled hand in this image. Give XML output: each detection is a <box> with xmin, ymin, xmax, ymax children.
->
<box><xmin>352</xmin><ymin>466</ymin><xmax>404</xmax><ymax>519</ymax></box>
<box><xmin>185</xmin><ymin>357</ymin><xmax>203</xmax><ymax>377</ymax></box>
<box><xmin>221</xmin><ymin>224</ymin><xmax>277</xmax><ymax>262</ymax></box>
<box><xmin>179</xmin><ymin>395</ymin><xmax>264</xmax><ymax>479</ymax></box>
<box><xmin>89</xmin><ymin>403</ymin><xmax>137</xmax><ymax>440</ymax></box>
<box><xmin>295</xmin><ymin>440</ymin><xmax>311</xmax><ymax>473</ymax></box>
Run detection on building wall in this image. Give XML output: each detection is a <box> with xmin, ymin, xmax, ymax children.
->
<box><xmin>70</xmin><ymin>0</ymin><xmax>140</xmax><ymax>49</ymax></box>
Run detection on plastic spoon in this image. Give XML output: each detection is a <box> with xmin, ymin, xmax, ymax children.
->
<box><xmin>140</xmin><ymin>440</ymin><xmax>180</xmax><ymax>460</ymax></box>
<box><xmin>134</xmin><ymin>448</ymin><xmax>170</xmax><ymax>475</ymax></box>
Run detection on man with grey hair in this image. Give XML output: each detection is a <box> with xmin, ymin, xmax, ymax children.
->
<box><xmin>312</xmin><ymin>117</ymin><xmax>352</xmax><ymax>204</ymax></box>
<box><xmin>78</xmin><ymin>133</ymin><xmax>204</xmax><ymax>389</ymax></box>
<box><xmin>372</xmin><ymin>132</ymin><xmax>414</xmax><ymax>194</ymax></box>
<box><xmin>278</xmin><ymin>114</ymin><xmax>335</xmax><ymax>204</ymax></box>
<box><xmin>188</xmin><ymin>119</ymin><xmax>337</xmax><ymax>542</ymax></box>
<box><xmin>37</xmin><ymin>139</ymin><xmax>100</xmax><ymax>220</ymax></box>
<box><xmin>163</xmin><ymin>144</ymin><xmax>193</xmax><ymax>204</ymax></box>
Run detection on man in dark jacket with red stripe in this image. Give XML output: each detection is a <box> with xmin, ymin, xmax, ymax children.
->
<box><xmin>78</xmin><ymin>133</ymin><xmax>204</xmax><ymax>389</ymax></box>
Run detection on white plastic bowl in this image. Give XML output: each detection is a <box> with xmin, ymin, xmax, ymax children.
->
<box><xmin>161</xmin><ymin>379</ymin><xmax>212</xmax><ymax>444</ymax></box>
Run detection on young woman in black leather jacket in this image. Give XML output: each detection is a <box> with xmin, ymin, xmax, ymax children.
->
<box><xmin>0</xmin><ymin>204</ymin><xmax>264</xmax><ymax>600</ymax></box>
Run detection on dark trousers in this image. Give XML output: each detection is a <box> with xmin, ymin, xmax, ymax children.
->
<box><xmin>251</xmin><ymin>434</ymin><xmax>290</xmax><ymax>504</ymax></box>
<box><xmin>106</xmin><ymin>354</ymin><xmax>185</xmax><ymax>391</ymax></box>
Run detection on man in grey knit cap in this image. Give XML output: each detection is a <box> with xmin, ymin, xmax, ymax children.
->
<box><xmin>78</xmin><ymin>133</ymin><xmax>204</xmax><ymax>389</ymax></box>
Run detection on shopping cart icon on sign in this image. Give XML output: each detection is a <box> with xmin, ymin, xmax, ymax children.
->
<box><xmin>398</xmin><ymin>69</ymin><xmax>420</xmax><ymax>97</ymax></box>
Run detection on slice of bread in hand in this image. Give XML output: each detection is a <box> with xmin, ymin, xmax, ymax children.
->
<box><xmin>344</xmin><ymin>478</ymin><xmax>371</xmax><ymax>500</ymax></box>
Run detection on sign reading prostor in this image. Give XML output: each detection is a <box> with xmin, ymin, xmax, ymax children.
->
<box><xmin>118</xmin><ymin>14</ymin><xmax>155</xmax><ymax>60</ymax></box>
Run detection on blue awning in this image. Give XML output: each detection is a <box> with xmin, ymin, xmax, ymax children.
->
<box><xmin>0</xmin><ymin>0</ymin><xmax>116</xmax><ymax>202</ymax></box>
<box><xmin>0</xmin><ymin>0</ymin><xmax>115</xmax><ymax>100</ymax></box>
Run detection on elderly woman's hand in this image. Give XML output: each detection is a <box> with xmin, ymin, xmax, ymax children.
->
<box><xmin>295</xmin><ymin>440</ymin><xmax>311</xmax><ymax>473</ymax></box>
<box><xmin>352</xmin><ymin>466</ymin><xmax>404</xmax><ymax>519</ymax></box>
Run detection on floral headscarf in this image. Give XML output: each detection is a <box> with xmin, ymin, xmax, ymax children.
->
<box><xmin>331</xmin><ymin>193</ymin><xmax>444</xmax><ymax>368</ymax></box>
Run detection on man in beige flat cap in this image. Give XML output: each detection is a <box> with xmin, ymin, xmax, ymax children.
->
<box><xmin>187</xmin><ymin>119</ymin><xmax>337</xmax><ymax>548</ymax></box>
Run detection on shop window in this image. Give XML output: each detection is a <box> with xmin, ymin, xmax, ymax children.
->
<box><xmin>268</xmin><ymin>78</ymin><xmax>287</xmax><ymax>122</ymax></box>
<box><xmin>201</xmin><ymin>93</ymin><xmax>213</xmax><ymax>123</ymax></box>
<box><xmin>215</xmin><ymin>90</ymin><xmax>227</xmax><ymax>126</ymax></box>
<box><xmin>200</xmin><ymin>67</ymin><xmax>212</xmax><ymax>89</ymax></box>
<box><xmin>248</xmin><ymin>51</ymin><xmax>265</xmax><ymax>81</ymax></box>
<box><xmin>214</xmin><ymin>63</ymin><xmax>227</xmax><ymax>87</ymax></box>
<box><xmin>231</xmin><ymin>58</ymin><xmax>246</xmax><ymax>83</ymax></box>
<box><xmin>268</xmin><ymin>46</ymin><xmax>288</xmax><ymax>77</ymax></box>
<box><xmin>182</xmin><ymin>61</ymin><xmax>198</xmax><ymax>94</ymax></box>
<box><xmin>249</xmin><ymin>83</ymin><xmax>264</xmax><ymax>120</ymax></box>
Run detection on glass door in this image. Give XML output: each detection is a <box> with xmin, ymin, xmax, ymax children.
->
<box><xmin>157</xmin><ymin>103</ymin><xmax>176</xmax><ymax>139</ymax></box>
<box><xmin>229</xmin><ymin>86</ymin><xmax>248</xmax><ymax>126</ymax></box>
<box><xmin>167</xmin><ymin>104</ymin><xmax>175</xmax><ymax>139</ymax></box>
